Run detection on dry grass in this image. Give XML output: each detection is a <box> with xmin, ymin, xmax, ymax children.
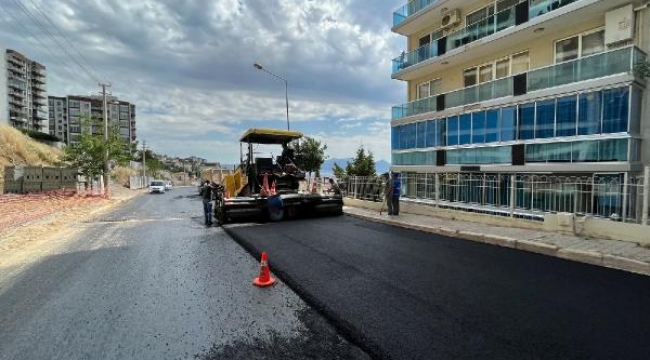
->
<box><xmin>112</xmin><ymin>165</ymin><xmax>138</xmax><ymax>187</ymax></box>
<box><xmin>0</xmin><ymin>125</ymin><xmax>63</xmax><ymax>192</ymax></box>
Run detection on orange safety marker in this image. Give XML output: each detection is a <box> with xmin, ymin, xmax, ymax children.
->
<box><xmin>253</xmin><ymin>252</ymin><xmax>276</xmax><ymax>287</ymax></box>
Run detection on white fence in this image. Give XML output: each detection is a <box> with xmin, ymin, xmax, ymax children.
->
<box><xmin>339</xmin><ymin>166</ymin><xmax>650</xmax><ymax>225</ymax></box>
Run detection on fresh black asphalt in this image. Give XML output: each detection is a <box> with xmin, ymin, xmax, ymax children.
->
<box><xmin>225</xmin><ymin>215</ymin><xmax>650</xmax><ymax>360</ymax></box>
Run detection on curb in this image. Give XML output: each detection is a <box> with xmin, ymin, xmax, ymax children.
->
<box><xmin>602</xmin><ymin>254</ymin><xmax>650</xmax><ymax>275</ymax></box>
<box><xmin>515</xmin><ymin>240</ymin><xmax>559</xmax><ymax>257</ymax></box>
<box><xmin>344</xmin><ymin>209</ymin><xmax>650</xmax><ymax>277</ymax></box>
<box><xmin>557</xmin><ymin>248</ymin><xmax>603</xmax><ymax>266</ymax></box>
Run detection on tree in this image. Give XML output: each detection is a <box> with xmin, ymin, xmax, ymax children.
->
<box><xmin>332</xmin><ymin>162</ymin><xmax>346</xmax><ymax>178</ymax></box>
<box><xmin>346</xmin><ymin>145</ymin><xmax>376</xmax><ymax>177</ymax></box>
<box><xmin>293</xmin><ymin>137</ymin><xmax>327</xmax><ymax>178</ymax></box>
<box><xmin>135</xmin><ymin>149</ymin><xmax>166</xmax><ymax>178</ymax></box>
<box><xmin>63</xmin><ymin>117</ymin><xmax>133</xmax><ymax>186</ymax></box>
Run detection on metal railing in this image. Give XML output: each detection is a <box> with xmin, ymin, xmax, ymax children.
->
<box><xmin>340</xmin><ymin>168</ymin><xmax>650</xmax><ymax>225</ymax></box>
<box><xmin>392</xmin><ymin>0</ymin><xmax>440</xmax><ymax>27</ymax></box>
<box><xmin>391</xmin><ymin>46</ymin><xmax>644</xmax><ymax>120</ymax></box>
<box><xmin>392</xmin><ymin>0</ymin><xmax>581</xmax><ymax>73</ymax></box>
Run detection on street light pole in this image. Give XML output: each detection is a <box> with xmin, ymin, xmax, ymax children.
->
<box><xmin>253</xmin><ymin>62</ymin><xmax>289</xmax><ymax>131</ymax></box>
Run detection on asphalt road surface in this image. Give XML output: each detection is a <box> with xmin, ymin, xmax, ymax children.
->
<box><xmin>0</xmin><ymin>187</ymin><xmax>369</xmax><ymax>360</ymax></box>
<box><xmin>226</xmin><ymin>216</ymin><xmax>650</xmax><ymax>360</ymax></box>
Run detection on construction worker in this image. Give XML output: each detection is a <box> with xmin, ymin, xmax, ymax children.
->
<box><xmin>199</xmin><ymin>180</ymin><xmax>214</xmax><ymax>226</ymax></box>
<box><xmin>384</xmin><ymin>172</ymin><xmax>394</xmax><ymax>215</ymax></box>
<box><xmin>391</xmin><ymin>172</ymin><xmax>401</xmax><ymax>215</ymax></box>
<box><xmin>327</xmin><ymin>178</ymin><xmax>341</xmax><ymax>196</ymax></box>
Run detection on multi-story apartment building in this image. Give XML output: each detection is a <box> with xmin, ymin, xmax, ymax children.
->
<box><xmin>389</xmin><ymin>0</ymin><xmax>649</xmax><ymax>218</ymax></box>
<box><xmin>48</xmin><ymin>95</ymin><xmax>67</xmax><ymax>141</ymax></box>
<box><xmin>47</xmin><ymin>95</ymin><xmax>136</xmax><ymax>147</ymax></box>
<box><xmin>0</xmin><ymin>49</ymin><xmax>48</xmax><ymax>133</ymax></box>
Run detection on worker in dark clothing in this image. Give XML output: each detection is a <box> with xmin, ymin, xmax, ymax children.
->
<box><xmin>327</xmin><ymin>178</ymin><xmax>341</xmax><ymax>196</ymax></box>
<box><xmin>199</xmin><ymin>180</ymin><xmax>214</xmax><ymax>226</ymax></box>
<box><xmin>391</xmin><ymin>172</ymin><xmax>401</xmax><ymax>215</ymax></box>
<box><xmin>384</xmin><ymin>172</ymin><xmax>394</xmax><ymax>215</ymax></box>
<box><xmin>281</xmin><ymin>142</ymin><xmax>297</xmax><ymax>173</ymax></box>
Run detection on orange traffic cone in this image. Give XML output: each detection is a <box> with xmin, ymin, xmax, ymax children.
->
<box><xmin>225</xmin><ymin>189</ymin><xmax>230</xmax><ymax>199</ymax></box>
<box><xmin>253</xmin><ymin>252</ymin><xmax>276</xmax><ymax>287</ymax></box>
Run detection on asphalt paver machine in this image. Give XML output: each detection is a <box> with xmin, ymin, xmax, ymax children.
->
<box><xmin>213</xmin><ymin>128</ymin><xmax>343</xmax><ymax>225</ymax></box>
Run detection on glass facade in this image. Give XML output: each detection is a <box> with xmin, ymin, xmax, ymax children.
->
<box><xmin>391</xmin><ymin>86</ymin><xmax>638</xmax><ymax>166</ymax></box>
<box><xmin>526</xmin><ymin>139</ymin><xmax>628</xmax><ymax>163</ymax></box>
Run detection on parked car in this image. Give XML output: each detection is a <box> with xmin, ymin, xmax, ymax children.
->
<box><xmin>165</xmin><ymin>182</ymin><xmax>173</xmax><ymax>191</ymax></box>
<box><xmin>149</xmin><ymin>180</ymin><xmax>166</xmax><ymax>194</ymax></box>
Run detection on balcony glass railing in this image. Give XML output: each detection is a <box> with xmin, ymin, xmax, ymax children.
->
<box><xmin>392</xmin><ymin>0</ymin><xmax>582</xmax><ymax>74</ymax></box>
<box><xmin>527</xmin><ymin>46</ymin><xmax>642</xmax><ymax>91</ymax></box>
<box><xmin>391</xmin><ymin>46</ymin><xmax>644</xmax><ymax>120</ymax></box>
<box><xmin>393</xmin><ymin>0</ymin><xmax>440</xmax><ymax>27</ymax></box>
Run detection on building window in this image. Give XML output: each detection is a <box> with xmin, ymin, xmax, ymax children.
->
<box><xmin>556</xmin><ymin>95</ymin><xmax>577</xmax><ymax>137</ymax></box>
<box><xmin>518</xmin><ymin>102</ymin><xmax>535</xmax><ymax>140</ymax></box>
<box><xmin>555</xmin><ymin>29</ymin><xmax>605</xmax><ymax>63</ymax></box>
<box><xmin>417</xmin><ymin>78</ymin><xmax>442</xmax><ymax>99</ymax></box>
<box><xmin>464</xmin><ymin>52</ymin><xmax>529</xmax><ymax>87</ymax></box>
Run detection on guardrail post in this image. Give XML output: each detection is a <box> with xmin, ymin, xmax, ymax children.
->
<box><xmin>435</xmin><ymin>173</ymin><xmax>440</xmax><ymax>207</ymax></box>
<box><xmin>510</xmin><ymin>174</ymin><xmax>516</xmax><ymax>217</ymax></box>
<box><xmin>622</xmin><ymin>172</ymin><xmax>629</xmax><ymax>223</ymax></box>
<box><xmin>643</xmin><ymin>166</ymin><xmax>649</xmax><ymax>226</ymax></box>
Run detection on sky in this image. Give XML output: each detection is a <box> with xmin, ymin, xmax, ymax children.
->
<box><xmin>0</xmin><ymin>0</ymin><xmax>407</xmax><ymax>164</ymax></box>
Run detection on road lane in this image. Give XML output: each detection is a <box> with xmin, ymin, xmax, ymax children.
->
<box><xmin>226</xmin><ymin>215</ymin><xmax>650</xmax><ymax>360</ymax></box>
<box><xmin>0</xmin><ymin>188</ymin><xmax>369</xmax><ymax>360</ymax></box>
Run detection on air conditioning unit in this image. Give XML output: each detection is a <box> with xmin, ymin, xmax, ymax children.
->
<box><xmin>441</xmin><ymin>9</ymin><xmax>460</xmax><ymax>29</ymax></box>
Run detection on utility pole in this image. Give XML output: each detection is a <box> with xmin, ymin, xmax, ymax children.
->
<box><xmin>142</xmin><ymin>140</ymin><xmax>147</xmax><ymax>188</ymax></box>
<box><xmin>100</xmin><ymin>83</ymin><xmax>111</xmax><ymax>198</ymax></box>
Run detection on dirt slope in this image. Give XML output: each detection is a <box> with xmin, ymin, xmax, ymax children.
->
<box><xmin>0</xmin><ymin>125</ymin><xmax>62</xmax><ymax>192</ymax></box>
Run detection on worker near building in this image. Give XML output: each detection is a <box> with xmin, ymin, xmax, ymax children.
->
<box><xmin>327</xmin><ymin>177</ymin><xmax>341</xmax><ymax>196</ymax></box>
<box><xmin>391</xmin><ymin>172</ymin><xmax>402</xmax><ymax>215</ymax></box>
<box><xmin>199</xmin><ymin>180</ymin><xmax>214</xmax><ymax>226</ymax></box>
<box><xmin>384</xmin><ymin>172</ymin><xmax>394</xmax><ymax>215</ymax></box>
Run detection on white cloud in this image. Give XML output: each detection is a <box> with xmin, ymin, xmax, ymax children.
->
<box><xmin>0</xmin><ymin>0</ymin><xmax>406</xmax><ymax>162</ymax></box>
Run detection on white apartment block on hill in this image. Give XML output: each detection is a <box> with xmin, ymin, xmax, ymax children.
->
<box><xmin>47</xmin><ymin>95</ymin><xmax>136</xmax><ymax>146</ymax></box>
<box><xmin>0</xmin><ymin>48</ymin><xmax>48</xmax><ymax>133</ymax></box>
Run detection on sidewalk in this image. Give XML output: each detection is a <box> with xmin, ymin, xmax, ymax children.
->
<box><xmin>344</xmin><ymin>205</ymin><xmax>650</xmax><ymax>276</ymax></box>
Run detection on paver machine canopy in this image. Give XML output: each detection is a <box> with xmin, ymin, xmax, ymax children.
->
<box><xmin>238</xmin><ymin>128</ymin><xmax>305</xmax><ymax>196</ymax></box>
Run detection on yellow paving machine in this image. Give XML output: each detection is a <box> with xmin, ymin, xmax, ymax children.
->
<box><xmin>213</xmin><ymin>128</ymin><xmax>343</xmax><ymax>225</ymax></box>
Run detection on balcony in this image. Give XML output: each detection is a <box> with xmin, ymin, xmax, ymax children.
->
<box><xmin>9</xmin><ymin>97</ymin><xmax>25</xmax><ymax>107</ymax></box>
<box><xmin>7</xmin><ymin>55</ymin><xmax>25</xmax><ymax>67</ymax></box>
<box><xmin>392</xmin><ymin>0</ymin><xmax>440</xmax><ymax>28</ymax></box>
<box><xmin>392</xmin><ymin>46</ymin><xmax>645</xmax><ymax>120</ymax></box>
<box><xmin>31</xmin><ymin>67</ymin><xmax>46</xmax><ymax>77</ymax></box>
<box><xmin>392</xmin><ymin>0</ymin><xmax>582</xmax><ymax>75</ymax></box>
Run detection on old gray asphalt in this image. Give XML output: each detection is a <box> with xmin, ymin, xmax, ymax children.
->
<box><xmin>0</xmin><ymin>188</ymin><xmax>369</xmax><ymax>360</ymax></box>
<box><xmin>226</xmin><ymin>215</ymin><xmax>650</xmax><ymax>360</ymax></box>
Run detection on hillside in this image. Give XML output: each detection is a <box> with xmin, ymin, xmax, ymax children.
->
<box><xmin>0</xmin><ymin>125</ymin><xmax>63</xmax><ymax>192</ymax></box>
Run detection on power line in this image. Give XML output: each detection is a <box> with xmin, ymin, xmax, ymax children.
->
<box><xmin>0</xmin><ymin>2</ymin><xmax>81</xmax><ymax>82</ymax></box>
<box><xmin>23</xmin><ymin>0</ymin><xmax>108</xmax><ymax>84</ymax></box>
<box><xmin>8</xmin><ymin>0</ymin><xmax>102</xmax><ymax>84</ymax></box>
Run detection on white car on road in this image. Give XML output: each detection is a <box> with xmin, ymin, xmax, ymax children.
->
<box><xmin>149</xmin><ymin>180</ymin><xmax>166</xmax><ymax>194</ymax></box>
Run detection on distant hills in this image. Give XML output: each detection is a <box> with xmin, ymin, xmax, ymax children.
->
<box><xmin>320</xmin><ymin>158</ymin><xmax>391</xmax><ymax>176</ymax></box>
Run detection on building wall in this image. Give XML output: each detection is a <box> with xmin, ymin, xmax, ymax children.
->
<box><xmin>392</xmin><ymin>0</ymin><xmax>649</xmax><ymax>171</ymax></box>
<box><xmin>49</xmin><ymin>95</ymin><xmax>136</xmax><ymax>147</ymax></box>
<box><xmin>1</xmin><ymin>49</ymin><xmax>48</xmax><ymax>133</ymax></box>
<box><xmin>0</xmin><ymin>51</ymin><xmax>7</xmax><ymax>127</ymax></box>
